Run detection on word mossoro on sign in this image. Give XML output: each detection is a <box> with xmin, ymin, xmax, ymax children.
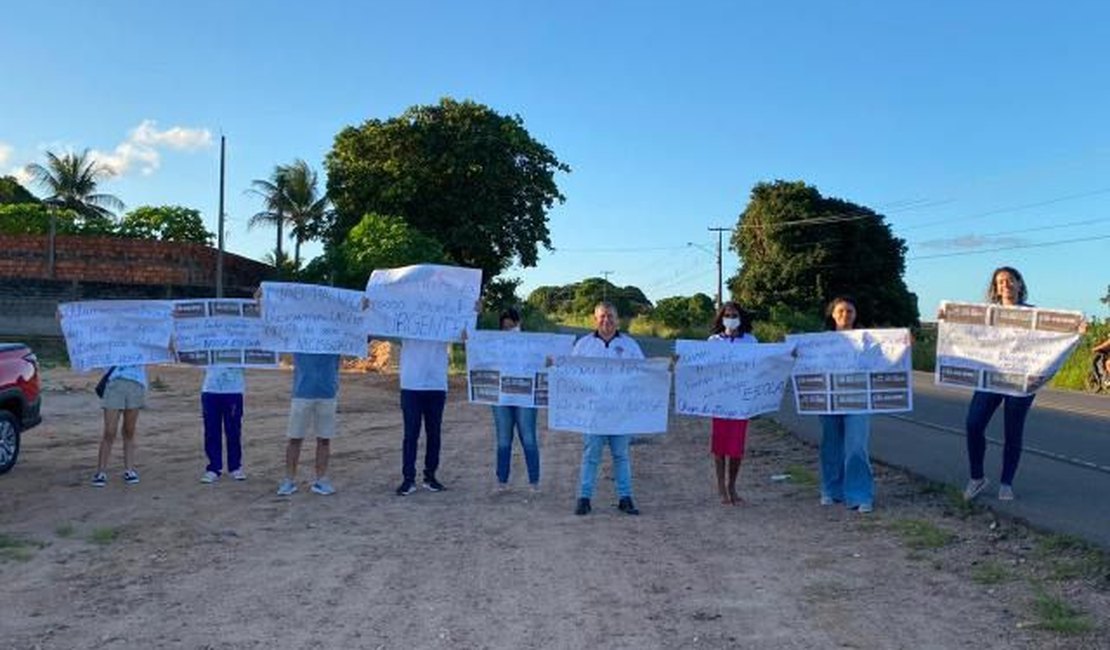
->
<box><xmin>260</xmin><ymin>282</ymin><xmax>370</xmax><ymax>356</ymax></box>
<box><xmin>365</xmin><ymin>264</ymin><xmax>482</xmax><ymax>342</ymax></box>
<box><xmin>936</xmin><ymin>301</ymin><xmax>1082</xmax><ymax>396</ymax></box>
<box><xmin>172</xmin><ymin>299</ymin><xmax>278</xmax><ymax>367</ymax></box>
<box><xmin>466</xmin><ymin>330</ymin><xmax>575</xmax><ymax>407</ymax></box>
<box><xmin>785</xmin><ymin>329</ymin><xmax>913</xmax><ymax>415</ymax></box>
<box><xmin>673</xmin><ymin>340</ymin><xmax>795</xmax><ymax>419</ymax></box>
<box><xmin>547</xmin><ymin>357</ymin><xmax>671</xmax><ymax>434</ymax></box>
<box><xmin>59</xmin><ymin>300</ymin><xmax>175</xmax><ymax>372</ymax></box>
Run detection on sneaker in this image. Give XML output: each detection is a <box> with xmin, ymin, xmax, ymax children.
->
<box><xmin>575</xmin><ymin>497</ymin><xmax>592</xmax><ymax>515</ymax></box>
<box><xmin>91</xmin><ymin>472</ymin><xmax>107</xmax><ymax>487</ymax></box>
<box><xmin>276</xmin><ymin>479</ymin><xmax>297</xmax><ymax>496</ymax></box>
<box><xmin>820</xmin><ymin>495</ymin><xmax>835</xmax><ymax>506</ymax></box>
<box><xmin>122</xmin><ymin>469</ymin><xmax>140</xmax><ymax>485</ymax></box>
<box><xmin>230</xmin><ymin>469</ymin><xmax>247</xmax><ymax>481</ymax></box>
<box><xmin>200</xmin><ymin>471</ymin><xmax>219</xmax><ymax>484</ymax></box>
<box><xmin>396</xmin><ymin>480</ymin><xmax>416</xmax><ymax>496</ymax></box>
<box><xmin>423</xmin><ymin>477</ymin><xmax>446</xmax><ymax>492</ymax></box>
<box><xmin>963</xmin><ymin>477</ymin><xmax>989</xmax><ymax>501</ymax></box>
<box><xmin>311</xmin><ymin>478</ymin><xmax>336</xmax><ymax>496</ymax></box>
<box><xmin>618</xmin><ymin>496</ymin><xmax>640</xmax><ymax>516</ymax></box>
<box><xmin>998</xmin><ymin>484</ymin><xmax>1015</xmax><ymax>501</ymax></box>
<box><xmin>856</xmin><ymin>503</ymin><xmax>874</xmax><ymax>514</ymax></box>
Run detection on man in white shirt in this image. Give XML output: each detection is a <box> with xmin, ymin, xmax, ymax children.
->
<box><xmin>572</xmin><ymin>302</ymin><xmax>645</xmax><ymax>516</ymax></box>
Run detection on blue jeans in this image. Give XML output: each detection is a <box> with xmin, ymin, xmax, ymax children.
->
<box><xmin>965</xmin><ymin>390</ymin><xmax>1035</xmax><ymax>486</ymax></box>
<box><xmin>578</xmin><ymin>434</ymin><xmax>633</xmax><ymax>499</ymax></box>
<box><xmin>202</xmin><ymin>392</ymin><xmax>242</xmax><ymax>474</ymax></box>
<box><xmin>491</xmin><ymin>405</ymin><xmax>539</xmax><ymax>484</ymax></box>
<box><xmin>400</xmin><ymin>390</ymin><xmax>447</xmax><ymax>482</ymax></box>
<box><xmin>819</xmin><ymin>414</ymin><xmax>873</xmax><ymax>508</ymax></box>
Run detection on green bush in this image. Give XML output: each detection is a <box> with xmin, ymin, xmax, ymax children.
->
<box><xmin>1051</xmin><ymin>318</ymin><xmax>1109</xmax><ymax>391</ymax></box>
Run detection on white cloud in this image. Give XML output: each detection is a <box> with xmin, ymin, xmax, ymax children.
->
<box><xmin>918</xmin><ymin>234</ymin><xmax>1029</xmax><ymax>251</ymax></box>
<box><xmin>9</xmin><ymin>165</ymin><xmax>34</xmax><ymax>187</ymax></box>
<box><xmin>0</xmin><ymin>142</ymin><xmax>12</xmax><ymax>167</ymax></box>
<box><xmin>90</xmin><ymin>120</ymin><xmax>212</xmax><ymax>177</ymax></box>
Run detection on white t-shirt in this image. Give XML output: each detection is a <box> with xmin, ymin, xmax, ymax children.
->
<box><xmin>399</xmin><ymin>339</ymin><xmax>450</xmax><ymax>391</ymax></box>
<box><xmin>202</xmin><ymin>367</ymin><xmax>245</xmax><ymax>394</ymax></box>
<box><xmin>571</xmin><ymin>331</ymin><xmax>645</xmax><ymax>360</ymax></box>
<box><xmin>708</xmin><ymin>332</ymin><xmax>759</xmax><ymax>344</ymax></box>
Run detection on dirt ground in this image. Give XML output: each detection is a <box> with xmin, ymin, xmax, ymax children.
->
<box><xmin>2</xmin><ymin>365</ymin><xmax>1108</xmax><ymax>650</ymax></box>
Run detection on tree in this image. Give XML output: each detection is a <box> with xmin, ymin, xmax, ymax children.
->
<box><xmin>653</xmin><ymin>293</ymin><xmax>716</xmax><ymax>330</ymax></box>
<box><xmin>325</xmin><ymin>97</ymin><xmax>570</xmax><ymax>283</ymax></box>
<box><xmin>248</xmin><ymin>168</ymin><xmax>289</xmax><ymax>265</ymax></box>
<box><xmin>26</xmin><ymin>150</ymin><xmax>123</xmax><ymax>221</ymax></box>
<box><xmin>1102</xmin><ymin>285</ymin><xmax>1110</xmax><ymax>308</ymax></box>
<box><xmin>301</xmin><ymin>213</ymin><xmax>446</xmax><ymax>289</ymax></box>
<box><xmin>118</xmin><ymin>205</ymin><xmax>214</xmax><ymax>244</ymax></box>
<box><xmin>729</xmin><ymin>180</ymin><xmax>918</xmax><ymax>327</ymax></box>
<box><xmin>526</xmin><ymin>278</ymin><xmax>653</xmax><ymax>318</ymax></box>
<box><xmin>0</xmin><ymin>176</ymin><xmax>39</xmax><ymax>205</ymax></box>
<box><xmin>277</xmin><ymin>159</ymin><xmax>331</xmax><ymax>268</ymax></box>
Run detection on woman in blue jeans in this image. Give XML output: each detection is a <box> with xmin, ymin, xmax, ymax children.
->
<box><xmin>490</xmin><ymin>308</ymin><xmax>540</xmax><ymax>491</ymax></box>
<box><xmin>818</xmin><ymin>296</ymin><xmax>874</xmax><ymax>513</ymax></box>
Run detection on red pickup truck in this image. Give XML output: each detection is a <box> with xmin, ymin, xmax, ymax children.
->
<box><xmin>0</xmin><ymin>342</ymin><xmax>42</xmax><ymax>474</ymax></box>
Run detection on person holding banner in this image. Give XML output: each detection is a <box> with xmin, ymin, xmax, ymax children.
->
<box><xmin>817</xmin><ymin>297</ymin><xmax>874</xmax><ymax>513</ymax></box>
<box><xmin>92</xmin><ymin>365</ymin><xmax>147</xmax><ymax>487</ymax></box>
<box><xmin>490</xmin><ymin>308</ymin><xmax>541</xmax><ymax>492</ymax></box>
<box><xmin>959</xmin><ymin>267</ymin><xmax>1035</xmax><ymax>502</ymax></box>
<box><xmin>396</xmin><ymin>338</ymin><xmax>453</xmax><ymax>496</ymax></box>
<box><xmin>707</xmin><ymin>302</ymin><xmax>758</xmax><ymax>505</ymax></box>
<box><xmin>199</xmin><ymin>367</ymin><xmax>246</xmax><ymax>484</ymax></box>
<box><xmin>277</xmin><ymin>353</ymin><xmax>341</xmax><ymax>497</ymax></box>
<box><xmin>573</xmin><ymin>301</ymin><xmax>645</xmax><ymax>516</ymax></box>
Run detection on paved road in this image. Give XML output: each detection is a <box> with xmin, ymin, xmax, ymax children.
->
<box><xmin>773</xmin><ymin>371</ymin><xmax>1110</xmax><ymax>548</ymax></box>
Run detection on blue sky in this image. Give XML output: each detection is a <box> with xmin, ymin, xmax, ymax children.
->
<box><xmin>3</xmin><ymin>1</ymin><xmax>1109</xmax><ymax>317</ymax></box>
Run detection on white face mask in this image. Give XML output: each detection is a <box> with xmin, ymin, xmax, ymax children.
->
<box><xmin>510</xmin><ymin>325</ymin><xmax>521</xmax><ymax>332</ymax></box>
<box><xmin>723</xmin><ymin>317</ymin><xmax>741</xmax><ymax>332</ymax></box>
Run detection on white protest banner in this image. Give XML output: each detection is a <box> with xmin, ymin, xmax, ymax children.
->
<box><xmin>172</xmin><ymin>299</ymin><xmax>278</xmax><ymax>367</ymax></box>
<box><xmin>365</xmin><ymin>264</ymin><xmax>482</xmax><ymax>342</ymax></box>
<box><xmin>466</xmin><ymin>331</ymin><xmax>575</xmax><ymax>407</ymax></box>
<box><xmin>785</xmin><ymin>329</ymin><xmax>913</xmax><ymax>415</ymax></box>
<box><xmin>260</xmin><ymin>282</ymin><xmax>369</xmax><ymax>356</ymax></box>
<box><xmin>547</xmin><ymin>357</ymin><xmax>671</xmax><ymax>434</ymax></box>
<box><xmin>59</xmin><ymin>300</ymin><xmax>174</xmax><ymax>372</ymax></box>
<box><xmin>673</xmin><ymin>340</ymin><xmax>795</xmax><ymax>419</ymax></box>
<box><xmin>936</xmin><ymin>301</ymin><xmax>1081</xmax><ymax>396</ymax></box>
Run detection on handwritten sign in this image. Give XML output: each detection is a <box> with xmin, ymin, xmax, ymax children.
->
<box><xmin>365</xmin><ymin>264</ymin><xmax>481</xmax><ymax>342</ymax></box>
<box><xmin>173</xmin><ymin>299</ymin><xmax>278</xmax><ymax>367</ymax></box>
<box><xmin>785</xmin><ymin>329</ymin><xmax>913</xmax><ymax>415</ymax></box>
<box><xmin>547</xmin><ymin>357</ymin><xmax>671</xmax><ymax>434</ymax></box>
<box><xmin>673</xmin><ymin>340</ymin><xmax>795</xmax><ymax>419</ymax></box>
<box><xmin>261</xmin><ymin>282</ymin><xmax>369</xmax><ymax>356</ymax></box>
<box><xmin>59</xmin><ymin>300</ymin><xmax>174</xmax><ymax>372</ymax></box>
<box><xmin>936</xmin><ymin>301</ymin><xmax>1081</xmax><ymax>396</ymax></box>
<box><xmin>466</xmin><ymin>330</ymin><xmax>575</xmax><ymax>407</ymax></box>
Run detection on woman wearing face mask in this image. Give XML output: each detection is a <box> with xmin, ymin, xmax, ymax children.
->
<box><xmin>818</xmin><ymin>296</ymin><xmax>874</xmax><ymax>513</ymax></box>
<box><xmin>707</xmin><ymin>302</ymin><xmax>758</xmax><ymax>505</ymax></box>
<box><xmin>490</xmin><ymin>308</ymin><xmax>540</xmax><ymax>491</ymax></box>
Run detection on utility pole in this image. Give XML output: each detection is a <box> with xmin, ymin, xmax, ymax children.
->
<box><xmin>600</xmin><ymin>270</ymin><xmax>614</xmax><ymax>302</ymax></box>
<box><xmin>708</xmin><ymin>226</ymin><xmax>730</xmax><ymax>309</ymax></box>
<box><xmin>216</xmin><ymin>134</ymin><xmax>226</xmax><ymax>298</ymax></box>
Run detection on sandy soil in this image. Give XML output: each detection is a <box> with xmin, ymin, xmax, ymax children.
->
<box><xmin>2</xmin><ymin>365</ymin><xmax>1107</xmax><ymax>650</ymax></box>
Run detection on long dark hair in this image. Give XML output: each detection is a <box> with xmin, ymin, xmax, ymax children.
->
<box><xmin>986</xmin><ymin>266</ymin><xmax>1027</xmax><ymax>305</ymax></box>
<box><xmin>711</xmin><ymin>301</ymin><xmax>754</xmax><ymax>336</ymax></box>
<box><xmin>824</xmin><ymin>295</ymin><xmax>859</xmax><ymax>331</ymax></box>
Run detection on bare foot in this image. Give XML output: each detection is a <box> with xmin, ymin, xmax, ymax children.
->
<box><xmin>729</xmin><ymin>490</ymin><xmax>746</xmax><ymax>506</ymax></box>
<box><xmin>718</xmin><ymin>488</ymin><xmax>731</xmax><ymax>505</ymax></box>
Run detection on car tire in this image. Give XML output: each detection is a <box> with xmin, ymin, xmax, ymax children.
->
<box><xmin>0</xmin><ymin>411</ymin><xmax>20</xmax><ymax>474</ymax></box>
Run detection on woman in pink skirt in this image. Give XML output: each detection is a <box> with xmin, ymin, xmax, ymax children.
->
<box><xmin>708</xmin><ymin>301</ymin><xmax>758</xmax><ymax>505</ymax></box>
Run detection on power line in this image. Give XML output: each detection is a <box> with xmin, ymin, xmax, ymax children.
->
<box><xmin>910</xmin><ymin>233</ymin><xmax>1110</xmax><ymax>260</ymax></box>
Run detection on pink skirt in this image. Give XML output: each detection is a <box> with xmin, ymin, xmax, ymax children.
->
<box><xmin>710</xmin><ymin>418</ymin><xmax>749</xmax><ymax>459</ymax></box>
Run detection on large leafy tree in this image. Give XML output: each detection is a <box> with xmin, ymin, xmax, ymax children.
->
<box><xmin>730</xmin><ymin>180</ymin><xmax>918</xmax><ymax>327</ymax></box>
<box><xmin>249</xmin><ymin>159</ymin><xmax>331</xmax><ymax>268</ymax></box>
<box><xmin>527</xmin><ymin>278</ymin><xmax>653</xmax><ymax>318</ymax></box>
<box><xmin>0</xmin><ymin>176</ymin><xmax>39</xmax><ymax>205</ymax></box>
<box><xmin>301</xmin><ymin>212</ymin><xmax>446</xmax><ymax>289</ymax></box>
<box><xmin>26</xmin><ymin>150</ymin><xmax>123</xmax><ymax>221</ymax></box>
<box><xmin>325</xmin><ymin>97</ymin><xmax>570</xmax><ymax>283</ymax></box>
<box><xmin>118</xmin><ymin>205</ymin><xmax>214</xmax><ymax>244</ymax></box>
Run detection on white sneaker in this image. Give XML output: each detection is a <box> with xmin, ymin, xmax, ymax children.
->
<box><xmin>998</xmin><ymin>484</ymin><xmax>1015</xmax><ymax>501</ymax></box>
<box><xmin>230</xmin><ymin>469</ymin><xmax>247</xmax><ymax>481</ymax></box>
<box><xmin>311</xmin><ymin>478</ymin><xmax>336</xmax><ymax>496</ymax></box>
<box><xmin>820</xmin><ymin>495</ymin><xmax>835</xmax><ymax>506</ymax></box>
<box><xmin>200</xmin><ymin>471</ymin><xmax>219</xmax><ymax>484</ymax></box>
<box><xmin>276</xmin><ymin>479</ymin><xmax>297</xmax><ymax>496</ymax></box>
<box><xmin>856</xmin><ymin>503</ymin><xmax>874</xmax><ymax>514</ymax></box>
<box><xmin>963</xmin><ymin>477</ymin><xmax>989</xmax><ymax>501</ymax></box>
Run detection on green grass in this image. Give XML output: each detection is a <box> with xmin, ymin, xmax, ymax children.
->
<box><xmin>88</xmin><ymin>527</ymin><xmax>120</xmax><ymax>546</ymax></box>
<box><xmin>1050</xmin><ymin>319</ymin><xmax>1109</xmax><ymax>391</ymax></box>
<box><xmin>783</xmin><ymin>464</ymin><xmax>818</xmax><ymax>487</ymax></box>
<box><xmin>148</xmin><ymin>375</ymin><xmax>169</xmax><ymax>392</ymax></box>
<box><xmin>54</xmin><ymin>523</ymin><xmax>76</xmax><ymax>538</ymax></box>
<box><xmin>0</xmin><ymin>533</ymin><xmax>44</xmax><ymax>562</ymax></box>
<box><xmin>911</xmin><ymin>325</ymin><xmax>937</xmax><ymax>372</ymax></box>
<box><xmin>890</xmin><ymin>519</ymin><xmax>955</xmax><ymax>550</ymax></box>
<box><xmin>1034</xmin><ymin>534</ymin><xmax>1110</xmax><ymax>582</ymax></box>
<box><xmin>1029</xmin><ymin>587</ymin><xmax>1093</xmax><ymax>634</ymax></box>
<box><xmin>971</xmin><ymin>561</ymin><xmax>1012</xmax><ymax>585</ymax></box>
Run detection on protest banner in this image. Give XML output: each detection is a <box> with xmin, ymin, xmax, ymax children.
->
<box><xmin>784</xmin><ymin>329</ymin><xmax>913</xmax><ymax>415</ymax></box>
<box><xmin>547</xmin><ymin>357</ymin><xmax>671</xmax><ymax>434</ymax></box>
<box><xmin>465</xmin><ymin>331</ymin><xmax>575</xmax><ymax>407</ymax></box>
<box><xmin>365</xmin><ymin>264</ymin><xmax>481</xmax><ymax>342</ymax></box>
<box><xmin>172</xmin><ymin>299</ymin><xmax>278</xmax><ymax>367</ymax></box>
<box><xmin>673</xmin><ymin>340</ymin><xmax>795</xmax><ymax>419</ymax></box>
<box><xmin>936</xmin><ymin>301</ymin><xmax>1081</xmax><ymax>396</ymax></box>
<box><xmin>260</xmin><ymin>282</ymin><xmax>369</xmax><ymax>356</ymax></box>
<box><xmin>59</xmin><ymin>300</ymin><xmax>174</xmax><ymax>372</ymax></box>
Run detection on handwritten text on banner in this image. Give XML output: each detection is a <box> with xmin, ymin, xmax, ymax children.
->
<box><xmin>59</xmin><ymin>300</ymin><xmax>175</xmax><ymax>372</ymax></box>
<box><xmin>785</xmin><ymin>329</ymin><xmax>913</xmax><ymax>415</ymax></box>
<box><xmin>547</xmin><ymin>357</ymin><xmax>671</xmax><ymax>434</ymax></box>
<box><xmin>261</xmin><ymin>282</ymin><xmax>369</xmax><ymax>356</ymax></box>
<box><xmin>673</xmin><ymin>340</ymin><xmax>795</xmax><ymax>419</ymax></box>
<box><xmin>466</xmin><ymin>330</ymin><xmax>575</xmax><ymax>407</ymax></box>
<box><xmin>365</xmin><ymin>264</ymin><xmax>481</xmax><ymax>342</ymax></box>
<box><xmin>172</xmin><ymin>299</ymin><xmax>278</xmax><ymax>367</ymax></box>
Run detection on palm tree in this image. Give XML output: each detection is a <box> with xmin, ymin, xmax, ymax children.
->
<box><xmin>27</xmin><ymin>149</ymin><xmax>124</xmax><ymax>277</ymax></box>
<box><xmin>248</xmin><ymin>159</ymin><xmax>330</xmax><ymax>268</ymax></box>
